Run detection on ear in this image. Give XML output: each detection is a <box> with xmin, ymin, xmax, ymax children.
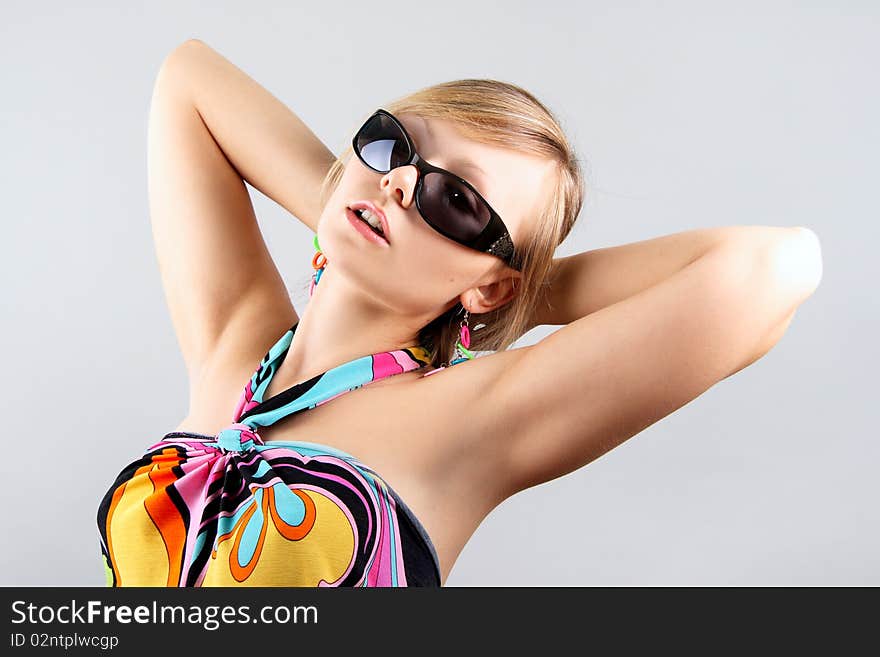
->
<box><xmin>463</xmin><ymin>270</ymin><xmax>523</xmax><ymax>314</ymax></box>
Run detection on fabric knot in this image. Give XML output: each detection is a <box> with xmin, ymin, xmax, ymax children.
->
<box><xmin>215</xmin><ymin>422</ymin><xmax>264</xmax><ymax>453</ymax></box>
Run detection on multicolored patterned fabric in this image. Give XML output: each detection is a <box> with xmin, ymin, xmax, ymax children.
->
<box><xmin>96</xmin><ymin>321</ymin><xmax>442</xmax><ymax>587</ymax></box>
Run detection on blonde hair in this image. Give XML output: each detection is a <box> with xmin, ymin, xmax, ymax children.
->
<box><xmin>318</xmin><ymin>79</ymin><xmax>586</xmax><ymax>368</ymax></box>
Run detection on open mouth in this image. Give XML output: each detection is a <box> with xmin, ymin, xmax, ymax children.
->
<box><xmin>350</xmin><ymin>207</ymin><xmax>387</xmax><ymax>240</ymax></box>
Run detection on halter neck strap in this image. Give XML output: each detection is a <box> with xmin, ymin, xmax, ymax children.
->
<box><xmin>207</xmin><ymin>322</ymin><xmax>430</xmax><ymax>452</ymax></box>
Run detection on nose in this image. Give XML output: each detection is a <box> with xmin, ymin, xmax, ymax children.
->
<box><xmin>380</xmin><ymin>165</ymin><xmax>419</xmax><ymax>209</ymax></box>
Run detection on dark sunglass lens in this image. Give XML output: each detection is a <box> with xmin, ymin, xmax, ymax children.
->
<box><xmin>420</xmin><ymin>172</ymin><xmax>490</xmax><ymax>241</ymax></box>
<box><xmin>355</xmin><ymin>114</ymin><xmax>411</xmax><ymax>172</ymax></box>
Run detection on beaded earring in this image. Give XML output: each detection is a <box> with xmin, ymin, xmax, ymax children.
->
<box><xmin>309</xmin><ymin>233</ymin><xmax>327</xmax><ymax>298</ymax></box>
<box><xmin>448</xmin><ymin>307</ymin><xmax>476</xmax><ymax>366</ymax></box>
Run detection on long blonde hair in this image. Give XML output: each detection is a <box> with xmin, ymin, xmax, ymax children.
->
<box><xmin>318</xmin><ymin>79</ymin><xmax>586</xmax><ymax>368</ymax></box>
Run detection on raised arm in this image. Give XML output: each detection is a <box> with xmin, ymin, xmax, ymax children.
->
<box><xmin>165</xmin><ymin>39</ymin><xmax>337</xmax><ymax>232</ymax></box>
<box><xmin>148</xmin><ymin>39</ymin><xmax>334</xmax><ymax>391</ymax></box>
<box><xmin>527</xmin><ymin>225</ymin><xmax>810</xmax><ymax>329</ymax></box>
<box><xmin>474</xmin><ymin>226</ymin><xmax>822</xmax><ymax>499</ymax></box>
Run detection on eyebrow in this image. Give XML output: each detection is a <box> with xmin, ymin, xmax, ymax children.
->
<box><xmin>418</xmin><ymin>117</ymin><xmax>492</xmax><ymax>197</ymax></box>
<box><xmin>448</xmin><ymin>158</ymin><xmax>488</xmax><ymax>181</ymax></box>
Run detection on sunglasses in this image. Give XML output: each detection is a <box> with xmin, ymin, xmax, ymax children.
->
<box><xmin>352</xmin><ymin>109</ymin><xmax>520</xmax><ymax>271</ymax></box>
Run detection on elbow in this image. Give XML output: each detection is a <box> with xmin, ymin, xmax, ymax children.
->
<box><xmin>706</xmin><ymin>226</ymin><xmax>822</xmax><ymax>380</ymax></box>
<box><xmin>718</xmin><ymin>225</ymin><xmax>824</xmax><ymax>296</ymax></box>
<box><xmin>156</xmin><ymin>39</ymin><xmax>209</xmax><ymax>81</ymax></box>
<box><xmin>753</xmin><ymin>226</ymin><xmax>822</xmax><ymax>351</ymax></box>
<box><xmin>767</xmin><ymin>226</ymin><xmax>824</xmax><ymax>300</ymax></box>
<box><xmin>720</xmin><ymin>227</ymin><xmax>823</xmax><ymax>378</ymax></box>
<box><xmin>171</xmin><ymin>38</ymin><xmax>209</xmax><ymax>57</ymax></box>
<box><xmin>781</xmin><ymin>226</ymin><xmax>823</xmax><ymax>296</ymax></box>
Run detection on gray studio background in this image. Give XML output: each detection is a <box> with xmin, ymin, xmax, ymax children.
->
<box><xmin>1</xmin><ymin>1</ymin><xmax>876</xmax><ymax>586</ymax></box>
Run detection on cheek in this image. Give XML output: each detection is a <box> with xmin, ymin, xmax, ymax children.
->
<box><xmin>395</xmin><ymin>247</ymin><xmax>449</xmax><ymax>288</ymax></box>
<box><xmin>381</xmin><ymin>247</ymin><xmax>469</xmax><ymax>311</ymax></box>
<box><xmin>339</xmin><ymin>159</ymin><xmax>373</xmax><ymax>189</ymax></box>
<box><xmin>402</xmin><ymin>249</ymin><xmax>476</xmax><ymax>299</ymax></box>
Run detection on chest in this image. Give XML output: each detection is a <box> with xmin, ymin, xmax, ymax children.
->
<box><xmin>175</xmin><ymin>362</ymin><xmax>460</xmax><ymax>583</ymax></box>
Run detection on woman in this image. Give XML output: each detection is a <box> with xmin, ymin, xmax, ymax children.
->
<box><xmin>96</xmin><ymin>39</ymin><xmax>822</xmax><ymax>587</ymax></box>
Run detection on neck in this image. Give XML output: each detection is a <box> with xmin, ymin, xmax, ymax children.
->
<box><xmin>274</xmin><ymin>264</ymin><xmax>436</xmax><ymax>390</ymax></box>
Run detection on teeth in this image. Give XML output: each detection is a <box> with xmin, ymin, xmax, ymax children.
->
<box><xmin>356</xmin><ymin>208</ymin><xmax>384</xmax><ymax>234</ymax></box>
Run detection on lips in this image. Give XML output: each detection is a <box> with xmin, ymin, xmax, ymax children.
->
<box><xmin>347</xmin><ymin>200</ymin><xmax>390</xmax><ymax>244</ymax></box>
<box><xmin>346</xmin><ymin>207</ymin><xmax>390</xmax><ymax>247</ymax></box>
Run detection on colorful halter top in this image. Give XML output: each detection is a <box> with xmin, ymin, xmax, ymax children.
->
<box><xmin>96</xmin><ymin>235</ymin><xmax>447</xmax><ymax>587</ymax></box>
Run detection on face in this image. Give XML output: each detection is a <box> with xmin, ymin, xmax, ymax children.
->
<box><xmin>316</xmin><ymin>112</ymin><xmax>557</xmax><ymax>320</ymax></box>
